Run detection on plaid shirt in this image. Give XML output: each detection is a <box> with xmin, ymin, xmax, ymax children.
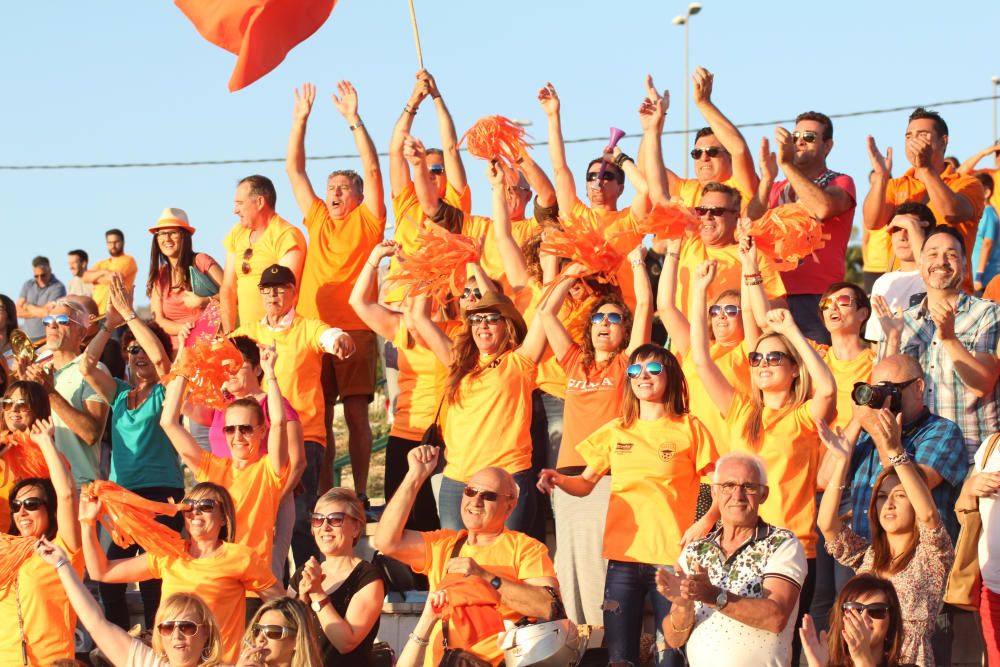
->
<box><xmin>847</xmin><ymin>410</ymin><xmax>969</xmax><ymax>541</ymax></box>
<box><xmin>896</xmin><ymin>293</ymin><xmax>1000</xmax><ymax>462</ymax></box>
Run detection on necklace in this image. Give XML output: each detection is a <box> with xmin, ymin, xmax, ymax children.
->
<box><xmin>16</xmin><ymin>576</ymin><xmax>27</xmax><ymax>665</ymax></box>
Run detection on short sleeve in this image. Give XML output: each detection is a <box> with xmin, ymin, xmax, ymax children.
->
<box><xmin>222</xmin><ymin>224</ymin><xmax>240</xmax><ymax>254</ymax></box>
<box><xmin>303</xmin><ymin>198</ymin><xmax>326</xmax><ymax>233</ymax></box>
<box><xmin>146</xmin><ymin>552</ymin><xmax>164</xmax><ymax>579</ymax></box>
<box><xmin>557</xmin><ymin>344</ymin><xmax>583</xmax><ymax>371</ymax></box>
<box><xmin>914</xmin><ymin>421</ymin><xmax>969</xmax><ymax>487</ymax></box>
<box><xmin>830</xmin><ymin>173</ymin><xmax>857</xmax><ymax>205</ymax></box>
<box><xmin>763</xmin><ymin>532</ymin><xmax>807</xmax><ymax>589</ymax></box>
<box><xmin>410</xmin><ymin>530</ymin><xmax>458</xmax><ymax>575</ymax></box>
<box><xmin>825</xmin><ymin>526</ymin><xmax>870</xmax><ymax>570</ymax></box>
<box><xmin>690</xmin><ymin>416</ymin><xmax>719</xmax><ymax>477</ymax></box>
<box><xmin>242</xmin><ymin>549</ymin><xmax>279</xmax><ymax>592</ymax></box>
<box><xmin>462</xmin><ymin>215</ymin><xmax>490</xmax><ymax>240</ymax></box>
<box><xmin>514</xmin><ymin>535</ymin><xmax>556</xmax><ymax>580</ymax></box>
<box><xmin>953</xmin><ymin>176</ymin><xmax>987</xmax><ymax>222</ymax></box>
<box><xmin>510</xmin><ymin>351</ymin><xmax>538</xmax><ymax>376</ymax></box>
<box><xmin>80</xmin><ymin>374</ymin><xmax>108</xmax><ymax>405</ymax></box>
<box><xmin>194</xmin><ymin>253</ymin><xmax>220</xmax><ymax>274</ymax></box>
<box><xmin>575</xmin><ymin>424</ymin><xmax>614</xmax><ymax>476</ymax></box>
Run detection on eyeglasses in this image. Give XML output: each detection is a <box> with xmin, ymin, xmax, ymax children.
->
<box><xmin>694</xmin><ymin>206</ymin><xmax>735</xmax><ymax>217</ymax></box>
<box><xmin>626</xmin><ymin>361</ymin><xmax>664</xmax><ymax>378</ymax></box>
<box><xmin>709</xmin><ymin>304</ymin><xmax>741</xmax><ymax>318</ymax></box>
<box><xmin>223</xmin><ymin>424</ymin><xmax>255</xmax><ymax>436</ymax></box>
<box><xmin>42</xmin><ymin>314</ymin><xmax>72</xmax><ymax>327</ymax></box>
<box><xmin>792</xmin><ymin>131</ymin><xmax>819</xmax><ymax>143</ymax></box>
<box><xmin>820</xmin><ymin>294</ymin><xmax>855</xmax><ymax>310</ymax></box>
<box><xmin>591</xmin><ymin>312</ymin><xmax>623</xmax><ymax>325</ymax></box>
<box><xmin>748</xmin><ymin>351</ymin><xmax>792</xmax><ymax>367</ymax></box>
<box><xmin>310</xmin><ymin>512</ymin><xmax>354</xmax><ymax>528</ymax></box>
<box><xmin>468</xmin><ymin>313</ymin><xmax>504</xmax><ymax>326</ymax></box>
<box><xmin>155</xmin><ymin>229</ymin><xmax>182</xmax><ymax>238</ymax></box>
<box><xmin>157</xmin><ymin>621</ymin><xmax>201</xmax><ymax>637</ymax></box>
<box><xmin>252</xmin><ymin>624</ymin><xmax>296</xmax><ymax>640</ymax></box>
<box><xmin>126</xmin><ymin>345</ymin><xmax>143</xmax><ymax>356</ymax></box>
<box><xmin>690</xmin><ymin>147</ymin><xmax>727</xmax><ymax>160</ymax></box>
<box><xmin>429</xmin><ymin>165</ymin><xmax>445</xmax><ymax>176</ymax></box>
<box><xmin>585</xmin><ymin>172</ymin><xmax>618</xmax><ymax>183</ymax></box>
<box><xmin>462</xmin><ymin>287</ymin><xmax>482</xmax><ymax>300</ymax></box>
<box><xmin>463</xmin><ymin>486</ymin><xmax>511</xmax><ymax>502</ymax></box>
<box><xmin>241</xmin><ymin>247</ymin><xmax>253</xmax><ymax>275</ymax></box>
<box><xmin>712</xmin><ymin>481</ymin><xmax>765</xmax><ymax>496</ymax></box>
<box><xmin>1</xmin><ymin>398</ymin><xmax>30</xmax><ymax>411</ymax></box>
<box><xmin>181</xmin><ymin>498</ymin><xmax>218</xmax><ymax>515</ymax></box>
<box><xmin>10</xmin><ymin>497</ymin><xmax>46</xmax><ymax>513</ymax></box>
<box><xmin>259</xmin><ymin>286</ymin><xmax>291</xmax><ymax>296</ymax></box>
<box><xmin>841</xmin><ymin>601</ymin><xmax>891</xmax><ymax>620</ymax></box>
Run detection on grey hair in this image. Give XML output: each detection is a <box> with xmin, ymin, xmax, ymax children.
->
<box><xmin>712</xmin><ymin>452</ymin><xmax>768</xmax><ymax>486</ymax></box>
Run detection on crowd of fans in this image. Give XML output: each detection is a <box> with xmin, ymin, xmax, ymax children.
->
<box><xmin>4</xmin><ymin>65</ymin><xmax>1000</xmax><ymax>667</ymax></box>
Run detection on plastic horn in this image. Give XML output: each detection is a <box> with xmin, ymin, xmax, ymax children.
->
<box><xmin>595</xmin><ymin>127</ymin><xmax>627</xmax><ymax>183</ymax></box>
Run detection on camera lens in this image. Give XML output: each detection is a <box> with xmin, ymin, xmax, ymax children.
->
<box><xmin>852</xmin><ymin>383</ymin><xmax>874</xmax><ymax>406</ymax></box>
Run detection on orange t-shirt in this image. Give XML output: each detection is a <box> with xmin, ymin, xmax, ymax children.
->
<box><xmin>674</xmin><ymin>175</ymin><xmax>753</xmax><ymax>214</ymax></box>
<box><xmin>676</xmin><ymin>238</ymin><xmax>785</xmax><ymax>318</ymax></box>
<box><xmin>147</xmin><ymin>542</ymin><xmax>277</xmax><ymax>663</ymax></box>
<box><xmin>681</xmin><ymin>341</ymin><xmax>751</xmax><ymax>462</ymax></box>
<box><xmin>884</xmin><ymin>166</ymin><xmax>985</xmax><ymax>291</ymax></box>
<box><xmin>569</xmin><ymin>200</ymin><xmax>644</xmax><ymax>310</ymax></box>
<box><xmin>233</xmin><ymin>316</ymin><xmax>328</xmax><ymax>444</ymax></box>
<box><xmin>442</xmin><ymin>350</ymin><xmax>536</xmax><ymax>481</ymax></box>
<box><xmin>391</xmin><ymin>322</ymin><xmax>447</xmax><ymax>441</ymax></box>
<box><xmin>0</xmin><ymin>534</ymin><xmax>84</xmax><ymax>665</ymax></box>
<box><xmin>819</xmin><ymin>346</ymin><xmax>874</xmax><ymax>432</ymax></box>
<box><xmin>298</xmin><ymin>199</ymin><xmax>386</xmax><ymax>331</ymax></box>
<box><xmin>725</xmin><ymin>394</ymin><xmax>821</xmax><ymax>558</ymax></box>
<box><xmin>91</xmin><ymin>254</ymin><xmax>139</xmax><ymax>316</ymax></box>
<box><xmin>406</xmin><ymin>529</ymin><xmax>556</xmax><ymax>667</ymax></box>
<box><xmin>557</xmin><ymin>344</ymin><xmax>628</xmax><ymax>470</ymax></box>
<box><xmin>223</xmin><ymin>216</ymin><xmax>307</xmax><ymax>327</ymax></box>
<box><xmin>577</xmin><ymin>414</ymin><xmax>717</xmax><ymax>565</ymax></box>
<box><xmin>462</xmin><ymin>214</ymin><xmax>539</xmax><ymax>294</ymax></box>
<box><xmin>196</xmin><ymin>451</ymin><xmax>288</xmax><ymax>563</ymax></box>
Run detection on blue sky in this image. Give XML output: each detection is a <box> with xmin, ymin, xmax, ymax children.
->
<box><xmin>2</xmin><ymin>1</ymin><xmax>999</xmax><ymax>307</ymax></box>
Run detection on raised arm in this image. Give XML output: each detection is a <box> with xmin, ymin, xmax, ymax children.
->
<box><xmin>79</xmin><ymin>495</ymin><xmax>153</xmax><ymax>584</ymax></box>
<box><xmin>692</xmin><ymin>67</ymin><xmax>759</xmax><ymax>198</ymax></box>
<box><xmin>870</xmin><ymin>408</ymin><xmax>940</xmax><ymax>528</ymax></box>
<box><xmin>389</xmin><ymin>75</ymin><xmax>429</xmax><ymax>197</ymax></box>
<box><xmin>655</xmin><ymin>238</ymin><xmax>690</xmax><ymax>355</ymax></box>
<box><xmin>420</xmin><ymin>70</ymin><xmax>468</xmax><ymax>194</ymax></box>
<box><xmin>159</xmin><ymin>375</ymin><xmax>206</xmax><ymax>471</ymax></box>
<box><xmin>259</xmin><ymin>345</ymin><xmax>289</xmax><ymax>477</ymax></box>
<box><xmin>539</xmin><ymin>83</ymin><xmax>578</xmax><ymax>214</ymax></box>
<box><xmin>518</xmin><ymin>150</ymin><xmax>556</xmax><ymax>209</ymax></box>
<box><xmin>959</xmin><ymin>142</ymin><xmax>1000</xmax><ymax>176</ymax></box>
<box><xmin>764</xmin><ymin>309</ymin><xmax>837</xmax><ymax>425</ymax></box>
<box><xmin>815</xmin><ymin>418</ymin><xmax>861</xmax><ymax>543</ymax></box>
<box><xmin>690</xmin><ymin>260</ymin><xmax>736</xmax><ymax>417</ymax></box>
<box><xmin>285</xmin><ymin>83</ymin><xmax>321</xmax><ymax>216</ymax></box>
<box><xmin>111</xmin><ymin>274</ymin><xmax>170</xmax><ymax>377</ymax></box>
<box><xmin>862</xmin><ymin>136</ymin><xmax>894</xmax><ymax>230</ymax></box>
<box><xmin>407</xmin><ymin>295</ymin><xmax>453</xmax><ymax>365</ymax></box>
<box><xmin>487</xmin><ymin>162</ymin><xmax>529</xmax><ymax>290</ymax></box>
<box><xmin>32</xmin><ymin>418</ymin><xmax>80</xmax><ymax>551</ymax></box>
<box><xmin>372</xmin><ymin>445</ymin><xmax>440</xmax><ymax>569</ymax></box>
<box><xmin>737</xmin><ymin>233</ymin><xmax>768</xmax><ymax>344</ymax></box>
<box><xmin>516</xmin><ymin>293</ymin><xmax>552</xmax><ymax>365</ymax></box>
<box><xmin>747</xmin><ymin>137</ymin><xmax>778</xmax><ymax>220</ymax></box>
<box><xmin>349</xmin><ymin>241</ymin><xmax>403</xmax><ymax>340</ymax></box>
<box><xmin>79</xmin><ymin>322</ymin><xmax>118</xmax><ymax>404</ymax></box>
<box><xmin>536</xmin><ymin>268</ymin><xmax>580</xmax><ymax>361</ymax></box>
<box><xmin>642</xmin><ymin>80</ymin><xmax>670</xmax><ymax>207</ymax></box>
<box><xmin>402</xmin><ymin>135</ymin><xmax>440</xmax><ymax>218</ymax></box>
<box><xmin>626</xmin><ymin>246</ymin><xmax>653</xmax><ymax>353</ymax></box>
<box><xmin>332</xmin><ymin>80</ymin><xmax>385</xmax><ymax>219</ymax></box>
<box><xmin>29</xmin><ymin>365</ymin><xmax>107</xmax><ymax>447</ymax></box>
<box><xmin>774</xmin><ymin>127</ymin><xmax>854</xmax><ymax>221</ymax></box>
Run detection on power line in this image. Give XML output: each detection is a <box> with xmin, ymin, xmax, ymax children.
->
<box><xmin>1</xmin><ymin>95</ymin><xmax>993</xmax><ymax>171</ymax></box>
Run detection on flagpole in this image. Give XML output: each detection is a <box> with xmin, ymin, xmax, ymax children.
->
<box><xmin>407</xmin><ymin>0</ymin><xmax>424</xmax><ymax>69</ymax></box>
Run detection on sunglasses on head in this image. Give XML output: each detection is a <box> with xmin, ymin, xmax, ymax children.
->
<box><xmin>241</xmin><ymin>247</ymin><xmax>253</xmax><ymax>275</ymax></box>
<box><xmin>694</xmin><ymin>206</ymin><xmax>734</xmax><ymax>217</ymax></box>
<box><xmin>462</xmin><ymin>287</ymin><xmax>482</xmax><ymax>300</ymax></box>
<box><xmin>310</xmin><ymin>512</ymin><xmax>353</xmax><ymax>528</ymax></box>
<box><xmin>585</xmin><ymin>171</ymin><xmax>617</xmax><ymax>183</ymax></box>
<box><xmin>42</xmin><ymin>314</ymin><xmax>72</xmax><ymax>327</ymax></box>
<box><xmin>820</xmin><ymin>294</ymin><xmax>855</xmax><ymax>310</ymax></box>
<box><xmin>253</xmin><ymin>623</ymin><xmax>295</xmax><ymax>640</ymax></box>
<box><xmin>468</xmin><ymin>313</ymin><xmax>503</xmax><ymax>325</ymax></box>
<box><xmin>709</xmin><ymin>304</ymin><xmax>741</xmax><ymax>318</ymax></box>
<box><xmin>463</xmin><ymin>486</ymin><xmax>510</xmax><ymax>502</ymax></box>
<box><xmin>1</xmin><ymin>398</ymin><xmax>30</xmax><ymax>411</ymax></box>
<box><xmin>429</xmin><ymin>165</ymin><xmax>445</xmax><ymax>175</ymax></box>
<box><xmin>792</xmin><ymin>131</ymin><xmax>819</xmax><ymax>143</ymax></box>
<box><xmin>181</xmin><ymin>498</ymin><xmax>218</xmax><ymax>515</ymax></box>
<box><xmin>690</xmin><ymin>146</ymin><xmax>726</xmax><ymax>160</ymax></box>
<box><xmin>223</xmin><ymin>424</ymin><xmax>255</xmax><ymax>436</ymax></box>
<box><xmin>626</xmin><ymin>361</ymin><xmax>664</xmax><ymax>378</ymax></box>
<box><xmin>591</xmin><ymin>312</ymin><xmax>623</xmax><ymax>325</ymax></box>
<box><xmin>841</xmin><ymin>601</ymin><xmax>890</xmax><ymax>620</ymax></box>
<box><xmin>11</xmin><ymin>497</ymin><xmax>46</xmax><ymax>513</ymax></box>
<box><xmin>157</xmin><ymin>620</ymin><xmax>201</xmax><ymax>637</ymax></box>
<box><xmin>748</xmin><ymin>351</ymin><xmax>791</xmax><ymax>367</ymax></box>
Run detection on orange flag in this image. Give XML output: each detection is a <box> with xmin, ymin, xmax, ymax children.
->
<box><xmin>175</xmin><ymin>0</ymin><xmax>338</xmax><ymax>91</ymax></box>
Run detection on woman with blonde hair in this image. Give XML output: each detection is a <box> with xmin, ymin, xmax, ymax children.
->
<box><xmin>237</xmin><ymin>597</ymin><xmax>322</xmax><ymax>667</ymax></box>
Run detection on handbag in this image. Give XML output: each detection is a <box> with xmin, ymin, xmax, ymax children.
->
<box><xmin>440</xmin><ymin>535</ymin><xmax>493</xmax><ymax>667</ymax></box>
<box><xmin>419</xmin><ymin>395</ymin><xmax>446</xmax><ymax>449</ymax></box>
<box><xmin>944</xmin><ymin>433</ymin><xmax>1000</xmax><ymax>611</ymax></box>
<box><xmin>189</xmin><ymin>265</ymin><xmax>219</xmax><ymax>297</ymax></box>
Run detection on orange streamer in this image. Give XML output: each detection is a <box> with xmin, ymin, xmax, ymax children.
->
<box><xmin>460</xmin><ymin>115</ymin><xmax>531</xmax><ymax>183</ymax></box>
<box><xmin>0</xmin><ymin>431</ymin><xmax>49</xmax><ymax>479</ymax></box>
<box><xmin>744</xmin><ymin>203</ymin><xmax>829</xmax><ymax>271</ymax></box>
<box><xmin>394</xmin><ymin>224</ymin><xmax>481</xmax><ymax>313</ymax></box>
<box><xmin>0</xmin><ymin>534</ymin><xmax>38</xmax><ymax>598</ymax></box>
<box><xmin>83</xmin><ymin>481</ymin><xmax>189</xmax><ymax>561</ymax></box>
<box><xmin>163</xmin><ymin>336</ymin><xmax>244</xmax><ymax>410</ymax></box>
<box><xmin>540</xmin><ymin>211</ymin><xmax>626</xmax><ymax>284</ymax></box>
<box><xmin>639</xmin><ymin>200</ymin><xmax>699</xmax><ymax>240</ymax></box>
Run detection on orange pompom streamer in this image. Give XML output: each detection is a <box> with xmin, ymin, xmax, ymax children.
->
<box><xmin>639</xmin><ymin>200</ymin><xmax>699</xmax><ymax>240</ymax></box>
<box><xmin>540</xmin><ymin>212</ymin><xmax>626</xmax><ymax>285</ymax></box>
<box><xmin>0</xmin><ymin>534</ymin><xmax>37</xmax><ymax>598</ymax></box>
<box><xmin>82</xmin><ymin>481</ymin><xmax>189</xmax><ymax>561</ymax></box>
<box><xmin>163</xmin><ymin>335</ymin><xmax>244</xmax><ymax>410</ymax></box>
<box><xmin>394</xmin><ymin>224</ymin><xmax>481</xmax><ymax>313</ymax></box>
<box><xmin>744</xmin><ymin>203</ymin><xmax>829</xmax><ymax>271</ymax></box>
<box><xmin>0</xmin><ymin>431</ymin><xmax>50</xmax><ymax>479</ymax></box>
<box><xmin>460</xmin><ymin>115</ymin><xmax>531</xmax><ymax>183</ymax></box>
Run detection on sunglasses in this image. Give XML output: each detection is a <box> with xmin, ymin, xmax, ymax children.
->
<box><xmin>748</xmin><ymin>351</ymin><xmax>791</xmax><ymax>367</ymax></box>
<box><xmin>157</xmin><ymin>621</ymin><xmax>201</xmax><ymax>637</ymax></box>
<box><xmin>713</xmin><ymin>481</ymin><xmax>764</xmax><ymax>496</ymax></box>
<box><xmin>463</xmin><ymin>486</ymin><xmax>511</xmax><ymax>502</ymax></box>
<box><xmin>310</xmin><ymin>512</ymin><xmax>354</xmax><ymax>528</ymax></box>
<box><xmin>1</xmin><ymin>398</ymin><xmax>30</xmax><ymax>411</ymax></box>
<box><xmin>126</xmin><ymin>345</ymin><xmax>143</xmax><ymax>356</ymax></box>
<box><xmin>468</xmin><ymin>313</ymin><xmax>503</xmax><ymax>325</ymax></box>
<box><xmin>585</xmin><ymin>171</ymin><xmax>618</xmax><ymax>182</ymax></box>
<box><xmin>252</xmin><ymin>624</ymin><xmax>295</xmax><ymax>640</ymax></box>
<box><xmin>429</xmin><ymin>165</ymin><xmax>445</xmax><ymax>175</ymax></box>
<box><xmin>626</xmin><ymin>361</ymin><xmax>664</xmax><ymax>378</ymax></box>
<box><xmin>591</xmin><ymin>312</ymin><xmax>623</xmax><ymax>325</ymax></box>
<box><xmin>223</xmin><ymin>424</ymin><xmax>255</xmax><ymax>436</ymax></box>
<box><xmin>241</xmin><ymin>247</ymin><xmax>253</xmax><ymax>275</ymax></box>
<box><xmin>181</xmin><ymin>498</ymin><xmax>218</xmax><ymax>515</ymax></box>
<box><xmin>694</xmin><ymin>206</ymin><xmax>734</xmax><ymax>217</ymax></box>
<box><xmin>792</xmin><ymin>131</ymin><xmax>819</xmax><ymax>143</ymax></box>
<box><xmin>690</xmin><ymin>147</ymin><xmax>726</xmax><ymax>159</ymax></box>
<box><xmin>841</xmin><ymin>601</ymin><xmax>890</xmax><ymax>620</ymax></box>
<box><xmin>10</xmin><ymin>497</ymin><xmax>46</xmax><ymax>513</ymax></box>
<box><xmin>462</xmin><ymin>287</ymin><xmax>482</xmax><ymax>300</ymax></box>
<box><xmin>709</xmin><ymin>304</ymin><xmax>741</xmax><ymax>318</ymax></box>
<box><xmin>820</xmin><ymin>294</ymin><xmax>855</xmax><ymax>310</ymax></box>
<box><xmin>42</xmin><ymin>314</ymin><xmax>72</xmax><ymax>327</ymax></box>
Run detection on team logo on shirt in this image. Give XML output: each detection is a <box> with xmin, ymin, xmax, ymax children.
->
<box><xmin>615</xmin><ymin>442</ymin><xmax>633</xmax><ymax>454</ymax></box>
<box><xmin>658</xmin><ymin>444</ymin><xmax>675</xmax><ymax>462</ymax></box>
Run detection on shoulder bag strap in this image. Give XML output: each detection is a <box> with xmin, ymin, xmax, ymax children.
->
<box><xmin>441</xmin><ymin>533</ymin><xmax>468</xmax><ymax>649</ymax></box>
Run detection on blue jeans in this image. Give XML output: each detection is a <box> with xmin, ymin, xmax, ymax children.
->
<box><xmin>438</xmin><ymin>470</ymin><xmax>538</xmax><ymax>533</ymax></box>
<box><xmin>603</xmin><ymin>560</ymin><xmax>683</xmax><ymax>667</ymax></box>
<box><xmin>291</xmin><ymin>440</ymin><xmax>324</xmax><ymax>567</ymax></box>
<box><xmin>810</xmin><ymin>493</ymin><xmax>856</xmax><ymax>632</ymax></box>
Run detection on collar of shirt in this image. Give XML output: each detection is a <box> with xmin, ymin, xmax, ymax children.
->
<box><xmin>913</xmin><ymin>292</ymin><xmax>970</xmax><ymax>320</ymax></box>
<box><xmin>260</xmin><ymin>308</ymin><xmax>296</xmax><ymax>331</ymax></box>
<box><xmin>701</xmin><ymin>518</ymin><xmax>774</xmax><ymax>564</ymax></box>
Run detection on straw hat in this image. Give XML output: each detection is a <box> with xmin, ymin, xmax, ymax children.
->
<box><xmin>149</xmin><ymin>207</ymin><xmax>196</xmax><ymax>235</ymax></box>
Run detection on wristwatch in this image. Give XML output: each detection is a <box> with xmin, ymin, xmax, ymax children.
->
<box><xmin>714</xmin><ymin>589</ymin><xmax>729</xmax><ymax>610</ymax></box>
<box><xmin>490</xmin><ymin>576</ymin><xmax>503</xmax><ymax>590</ymax></box>
<box><xmin>311</xmin><ymin>596</ymin><xmax>331</xmax><ymax>613</ymax></box>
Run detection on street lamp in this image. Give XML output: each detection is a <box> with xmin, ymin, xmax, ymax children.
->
<box><xmin>672</xmin><ymin>2</ymin><xmax>702</xmax><ymax>179</ymax></box>
<box><xmin>992</xmin><ymin>76</ymin><xmax>999</xmax><ymax>143</ymax></box>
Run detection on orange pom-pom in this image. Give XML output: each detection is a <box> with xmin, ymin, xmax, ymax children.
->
<box><xmin>163</xmin><ymin>335</ymin><xmax>244</xmax><ymax>410</ymax></box>
<box><xmin>639</xmin><ymin>200</ymin><xmax>699</xmax><ymax>240</ymax></box>
<box><xmin>83</xmin><ymin>481</ymin><xmax>189</xmax><ymax>561</ymax></box>
<box><xmin>394</xmin><ymin>224</ymin><xmax>482</xmax><ymax>313</ymax></box>
<box><xmin>0</xmin><ymin>534</ymin><xmax>37</xmax><ymax>598</ymax></box>
<box><xmin>460</xmin><ymin>115</ymin><xmax>531</xmax><ymax>182</ymax></box>
<box><xmin>0</xmin><ymin>431</ymin><xmax>50</xmax><ymax>479</ymax></box>
<box><xmin>540</xmin><ymin>211</ymin><xmax>626</xmax><ymax>282</ymax></box>
<box><xmin>744</xmin><ymin>203</ymin><xmax>829</xmax><ymax>271</ymax></box>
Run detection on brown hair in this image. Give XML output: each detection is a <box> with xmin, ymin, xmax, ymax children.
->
<box><xmin>2</xmin><ymin>381</ymin><xmax>51</xmax><ymax>432</ymax></box>
<box><xmin>187</xmin><ymin>482</ymin><xmax>237</xmax><ymax>543</ymax></box>
<box><xmin>827</xmin><ymin>574</ymin><xmax>903</xmax><ymax>667</ymax></box>
<box><xmin>151</xmin><ymin>593</ymin><xmax>225</xmax><ymax>665</ymax></box>
<box><xmin>867</xmin><ymin>466</ymin><xmax>929</xmax><ymax>575</ymax></box>
<box><xmin>146</xmin><ymin>228</ymin><xmax>195</xmax><ymax>297</ymax></box>
<box><xmin>580</xmin><ymin>297</ymin><xmax>633</xmax><ymax>371</ymax></box>
<box><xmin>244</xmin><ymin>597</ymin><xmax>322</xmax><ymax>667</ymax></box>
<box><xmin>225</xmin><ymin>396</ymin><xmax>265</xmax><ymax>427</ymax></box>
<box><xmin>621</xmin><ymin>344</ymin><xmax>688</xmax><ymax>428</ymax></box>
<box><xmin>445</xmin><ymin>316</ymin><xmax>519</xmax><ymax>404</ymax></box>
<box><xmin>742</xmin><ymin>333</ymin><xmax>811</xmax><ymax>448</ymax></box>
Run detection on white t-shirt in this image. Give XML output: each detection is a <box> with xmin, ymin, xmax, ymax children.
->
<box><xmin>976</xmin><ymin>435</ymin><xmax>1000</xmax><ymax>592</ymax></box>
<box><xmin>127</xmin><ymin>640</ymin><xmax>168</xmax><ymax>667</ymax></box>
<box><xmin>865</xmin><ymin>270</ymin><xmax>926</xmax><ymax>342</ymax></box>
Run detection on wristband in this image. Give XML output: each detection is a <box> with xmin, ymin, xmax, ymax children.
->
<box><xmin>403</xmin><ymin>105</ymin><xmax>417</xmax><ymax>115</ymax></box>
<box><xmin>742</xmin><ymin>273</ymin><xmax>762</xmax><ymax>279</ymax></box>
<box><xmin>975</xmin><ymin>272</ymin><xmax>985</xmax><ymax>283</ymax></box>
<box><xmin>409</xmin><ymin>633</ymin><xmax>430</xmax><ymax>646</ymax></box>
<box><xmin>888</xmin><ymin>451</ymin><xmax>911</xmax><ymax>467</ymax></box>
<box><xmin>55</xmin><ymin>558</ymin><xmax>69</xmax><ymax>570</ymax></box>
<box><xmin>614</xmin><ymin>152</ymin><xmax>634</xmax><ymax>168</ymax></box>
<box><xmin>744</xmin><ymin>276</ymin><xmax>764</xmax><ymax>286</ymax></box>
<box><xmin>630</xmin><ymin>259</ymin><xmax>643</xmax><ymax>268</ymax></box>
<box><xmin>349</xmin><ymin>121</ymin><xmax>364</xmax><ymax>131</ymax></box>
<box><xmin>667</xmin><ymin>252</ymin><xmax>681</xmax><ymax>260</ymax></box>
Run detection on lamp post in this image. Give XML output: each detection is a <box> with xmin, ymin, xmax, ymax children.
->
<box><xmin>992</xmin><ymin>76</ymin><xmax>999</xmax><ymax>143</ymax></box>
<box><xmin>672</xmin><ymin>2</ymin><xmax>702</xmax><ymax>179</ymax></box>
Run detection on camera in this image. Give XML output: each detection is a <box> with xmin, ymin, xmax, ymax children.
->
<box><xmin>851</xmin><ymin>381</ymin><xmax>905</xmax><ymax>413</ymax></box>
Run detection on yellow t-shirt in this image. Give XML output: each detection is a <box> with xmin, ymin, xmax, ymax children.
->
<box><xmin>442</xmin><ymin>350</ymin><xmax>536</xmax><ymax>481</ymax></box>
<box><xmin>462</xmin><ymin>214</ymin><xmax>539</xmax><ymax>295</ymax></box>
<box><xmin>233</xmin><ymin>316</ymin><xmax>328</xmax><ymax>444</ymax></box>
<box><xmin>674</xmin><ymin>175</ymin><xmax>753</xmax><ymax>214</ymax></box>
<box><xmin>676</xmin><ymin>238</ymin><xmax>785</xmax><ymax>319</ymax></box>
<box><xmin>820</xmin><ymin>346</ymin><xmax>874</xmax><ymax>432</ymax></box>
<box><xmin>196</xmin><ymin>452</ymin><xmax>288</xmax><ymax>564</ymax></box>
<box><xmin>298</xmin><ymin>199</ymin><xmax>386</xmax><ymax>330</ymax></box>
<box><xmin>0</xmin><ymin>534</ymin><xmax>85</xmax><ymax>666</ymax></box>
<box><xmin>222</xmin><ymin>216</ymin><xmax>307</xmax><ymax>327</ymax></box>
<box><xmin>862</xmin><ymin>226</ymin><xmax>893</xmax><ymax>274</ymax></box>
<box><xmin>682</xmin><ymin>341</ymin><xmax>751</xmax><ymax>467</ymax></box>
<box><xmin>391</xmin><ymin>322</ymin><xmax>447</xmax><ymax>441</ymax></box>
<box><xmin>147</xmin><ymin>542</ymin><xmax>277</xmax><ymax>663</ymax></box>
<box><xmin>91</xmin><ymin>255</ymin><xmax>138</xmax><ymax>315</ymax></box>
<box><xmin>577</xmin><ymin>414</ymin><xmax>717</xmax><ymax>565</ymax></box>
<box><xmin>725</xmin><ymin>394</ymin><xmax>821</xmax><ymax>558</ymax></box>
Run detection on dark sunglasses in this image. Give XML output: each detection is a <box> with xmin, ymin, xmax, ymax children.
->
<box><xmin>627</xmin><ymin>361</ymin><xmax>664</xmax><ymax>378</ymax></box>
<box><xmin>709</xmin><ymin>304</ymin><xmax>741</xmax><ymax>318</ymax></box>
<box><xmin>181</xmin><ymin>498</ymin><xmax>218</xmax><ymax>514</ymax></box>
<box><xmin>241</xmin><ymin>247</ymin><xmax>253</xmax><ymax>275</ymax></box>
<box><xmin>468</xmin><ymin>313</ymin><xmax>503</xmax><ymax>325</ymax></box>
<box><xmin>690</xmin><ymin>147</ymin><xmax>726</xmax><ymax>159</ymax></box>
<box><xmin>591</xmin><ymin>312</ymin><xmax>623</xmax><ymax>325</ymax></box>
<box><xmin>462</xmin><ymin>287</ymin><xmax>482</xmax><ymax>300</ymax></box>
<box><xmin>11</xmin><ymin>497</ymin><xmax>46</xmax><ymax>513</ymax></box>
<box><xmin>792</xmin><ymin>131</ymin><xmax>819</xmax><ymax>143</ymax></box>
<box><xmin>748</xmin><ymin>351</ymin><xmax>791</xmax><ymax>367</ymax></box>
<box><xmin>310</xmin><ymin>512</ymin><xmax>353</xmax><ymax>528</ymax></box>
<box><xmin>223</xmin><ymin>424</ymin><xmax>255</xmax><ymax>436</ymax></box>
<box><xmin>253</xmin><ymin>623</ymin><xmax>295</xmax><ymax>640</ymax></box>
<box><xmin>463</xmin><ymin>486</ymin><xmax>511</xmax><ymax>502</ymax></box>
<box><xmin>429</xmin><ymin>165</ymin><xmax>445</xmax><ymax>175</ymax></box>
<box><xmin>841</xmin><ymin>601</ymin><xmax>890</xmax><ymax>620</ymax></box>
<box><xmin>820</xmin><ymin>294</ymin><xmax>855</xmax><ymax>310</ymax></box>
<box><xmin>694</xmin><ymin>206</ymin><xmax>735</xmax><ymax>217</ymax></box>
<box><xmin>42</xmin><ymin>314</ymin><xmax>72</xmax><ymax>327</ymax></box>
<box><xmin>585</xmin><ymin>171</ymin><xmax>617</xmax><ymax>182</ymax></box>
<box><xmin>1</xmin><ymin>398</ymin><xmax>30</xmax><ymax>411</ymax></box>
<box><xmin>126</xmin><ymin>345</ymin><xmax>143</xmax><ymax>356</ymax></box>
<box><xmin>157</xmin><ymin>621</ymin><xmax>201</xmax><ymax>637</ymax></box>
